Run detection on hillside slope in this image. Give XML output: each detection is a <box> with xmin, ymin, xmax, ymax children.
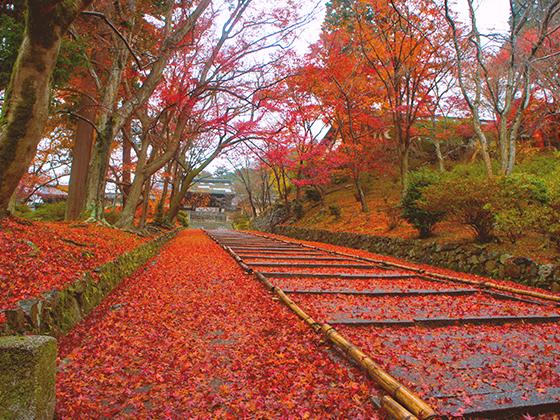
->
<box><xmin>289</xmin><ymin>176</ymin><xmax>558</xmax><ymax>264</ymax></box>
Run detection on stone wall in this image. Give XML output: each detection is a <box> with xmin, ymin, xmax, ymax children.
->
<box><xmin>0</xmin><ymin>336</ymin><xmax>57</xmax><ymax>419</ymax></box>
<box><xmin>267</xmin><ymin>226</ymin><xmax>560</xmax><ymax>291</ymax></box>
<box><xmin>2</xmin><ymin>229</ymin><xmax>178</xmax><ymax>337</ymax></box>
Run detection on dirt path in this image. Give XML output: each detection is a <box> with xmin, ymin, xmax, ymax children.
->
<box><xmin>56</xmin><ymin>230</ymin><xmax>379</xmax><ymax>418</ymax></box>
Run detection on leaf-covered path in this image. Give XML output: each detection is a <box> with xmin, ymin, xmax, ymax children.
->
<box><xmin>56</xmin><ymin>230</ymin><xmax>379</xmax><ymax>418</ymax></box>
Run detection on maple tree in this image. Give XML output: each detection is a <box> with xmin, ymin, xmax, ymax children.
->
<box><xmin>444</xmin><ymin>0</ymin><xmax>560</xmax><ymax>176</ymax></box>
<box><xmin>306</xmin><ymin>30</ymin><xmax>390</xmax><ymax>211</ymax></box>
<box><xmin>351</xmin><ymin>0</ymin><xmax>454</xmax><ymax>190</ymax></box>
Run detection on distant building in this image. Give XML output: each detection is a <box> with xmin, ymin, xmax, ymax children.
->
<box><xmin>35</xmin><ymin>186</ymin><xmax>68</xmax><ymax>203</ymax></box>
<box><xmin>185</xmin><ymin>178</ymin><xmax>236</xmax><ymax>212</ymax></box>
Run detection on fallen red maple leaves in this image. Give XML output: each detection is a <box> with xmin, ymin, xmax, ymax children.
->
<box><xmin>255</xmin><ymin>231</ymin><xmax>560</xmax><ymax>297</ymax></box>
<box><xmin>339</xmin><ymin>323</ymin><xmax>560</xmax><ymax>416</ymax></box>
<box><xmin>56</xmin><ymin>230</ymin><xmax>380</xmax><ymax>418</ymax></box>
<box><xmin>0</xmin><ymin>218</ymin><xmax>145</xmax><ymax>317</ymax></box>
<box><xmin>251</xmin><ymin>231</ymin><xmax>560</xmax><ymax>416</ymax></box>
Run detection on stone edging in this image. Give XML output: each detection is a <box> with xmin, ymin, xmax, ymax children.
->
<box><xmin>1</xmin><ymin>229</ymin><xmax>179</xmax><ymax>337</ymax></box>
<box><xmin>266</xmin><ymin>225</ymin><xmax>560</xmax><ymax>291</ymax></box>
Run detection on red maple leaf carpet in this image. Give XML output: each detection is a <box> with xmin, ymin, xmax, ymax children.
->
<box><xmin>56</xmin><ymin>230</ymin><xmax>379</xmax><ymax>418</ymax></box>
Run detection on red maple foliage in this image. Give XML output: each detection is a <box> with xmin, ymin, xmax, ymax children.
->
<box><xmin>0</xmin><ymin>218</ymin><xmax>146</xmax><ymax>318</ymax></box>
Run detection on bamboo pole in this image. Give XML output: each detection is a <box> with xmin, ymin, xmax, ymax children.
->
<box><xmin>380</xmin><ymin>396</ymin><xmax>419</xmax><ymax>420</ymax></box>
<box><xmin>205</xmin><ymin>230</ymin><xmax>437</xmax><ymax>419</ymax></box>
<box><xmin>317</xmin><ymin>324</ymin><xmax>436</xmax><ymax>419</ymax></box>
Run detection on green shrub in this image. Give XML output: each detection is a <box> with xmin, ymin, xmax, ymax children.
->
<box><xmin>232</xmin><ymin>213</ymin><xmax>251</xmax><ymax>230</ymax></box>
<box><xmin>491</xmin><ymin>174</ymin><xmax>550</xmax><ymax>243</ymax></box>
<box><xmin>328</xmin><ymin>204</ymin><xmax>341</xmax><ymax>219</ymax></box>
<box><xmin>533</xmin><ymin>195</ymin><xmax>560</xmax><ymax>250</ymax></box>
<box><xmin>304</xmin><ymin>188</ymin><xmax>322</xmax><ymax>203</ymax></box>
<box><xmin>292</xmin><ymin>201</ymin><xmax>304</xmax><ymax>219</ymax></box>
<box><xmin>177</xmin><ymin>211</ymin><xmax>190</xmax><ymax>227</ymax></box>
<box><xmin>420</xmin><ymin>176</ymin><xmax>498</xmax><ymax>242</ymax></box>
<box><xmin>28</xmin><ymin>201</ymin><xmax>67</xmax><ymax>221</ymax></box>
<box><xmin>14</xmin><ymin>203</ymin><xmax>32</xmax><ymax>216</ymax></box>
<box><xmin>515</xmin><ymin>152</ymin><xmax>560</xmax><ymax>177</ymax></box>
<box><xmin>401</xmin><ymin>169</ymin><xmax>444</xmax><ymax>238</ymax></box>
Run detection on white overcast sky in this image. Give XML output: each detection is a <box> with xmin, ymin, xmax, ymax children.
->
<box><xmin>295</xmin><ymin>0</ymin><xmax>511</xmax><ymax>54</ymax></box>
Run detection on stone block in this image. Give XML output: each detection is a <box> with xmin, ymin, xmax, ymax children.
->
<box><xmin>0</xmin><ymin>336</ymin><xmax>57</xmax><ymax>420</ymax></box>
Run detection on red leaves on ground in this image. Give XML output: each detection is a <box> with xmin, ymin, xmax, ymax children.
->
<box><xmin>253</xmin><ymin>231</ymin><xmax>560</xmax><ymax>415</ymax></box>
<box><xmin>56</xmin><ymin>230</ymin><xmax>380</xmax><ymax>418</ymax></box>
<box><xmin>339</xmin><ymin>324</ymin><xmax>560</xmax><ymax>416</ymax></box>
<box><xmin>256</xmin><ymin>231</ymin><xmax>560</xmax><ymax>298</ymax></box>
<box><xmin>292</xmin><ymin>292</ymin><xmax>559</xmax><ymax>322</ymax></box>
<box><xmin>0</xmin><ymin>218</ymin><xmax>145</xmax><ymax>314</ymax></box>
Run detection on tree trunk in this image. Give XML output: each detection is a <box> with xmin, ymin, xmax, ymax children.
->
<box><xmin>84</xmin><ymin>117</ymin><xmax>116</xmax><ymax>219</ymax></box>
<box><xmin>472</xmin><ymin>120</ymin><xmax>494</xmax><ymax>177</ymax></box>
<box><xmin>84</xmin><ymin>37</ymin><xmax>128</xmax><ymax>220</ymax></box>
<box><xmin>115</xmin><ymin>170</ymin><xmax>145</xmax><ymax>227</ymax></box>
<box><xmin>399</xmin><ymin>144</ymin><xmax>410</xmax><ymax>195</ymax></box>
<box><xmin>0</xmin><ymin>0</ymin><xmax>90</xmax><ymax>218</ymax></box>
<box><xmin>434</xmin><ymin>139</ymin><xmax>445</xmax><ymax>172</ymax></box>
<box><xmin>506</xmin><ymin>127</ymin><xmax>518</xmax><ymax>175</ymax></box>
<box><xmin>138</xmin><ymin>176</ymin><xmax>151</xmax><ymax>228</ymax></box>
<box><xmin>155</xmin><ymin>163</ymin><xmax>172</xmax><ymax>222</ymax></box>
<box><xmin>354</xmin><ymin>174</ymin><xmax>369</xmax><ymax>213</ymax></box>
<box><xmin>7</xmin><ymin>191</ymin><xmax>17</xmax><ymax>214</ymax></box>
<box><xmin>0</xmin><ymin>10</ymin><xmax>61</xmax><ymax>216</ymax></box>
<box><xmin>66</xmin><ymin>94</ymin><xmax>96</xmax><ymax>220</ymax></box>
<box><xmin>122</xmin><ymin>121</ymin><xmax>132</xmax><ymax>204</ymax></box>
<box><xmin>498</xmin><ymin>118</ymin><xmax>509</xmax><ymax>174</ymax></box>
<box><xmin>166</xmin><ymin>176</ymin><xmax>193</xmax><ymax>223</ymax></box>
<box><xmin>165</xmin><ymin>158</ymin><xmax>215</xmax><ymax>223</ymax></box>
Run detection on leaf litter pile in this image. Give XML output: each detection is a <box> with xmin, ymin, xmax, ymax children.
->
<box><xmin>56</xmin><ymin>230</ymin><xmax>380</xmax><ymax>418</ymax></box>
<box><xmin>0</xmin><ymin>218</ymin><xmax>145</xmax><ymax>316</ymax></box>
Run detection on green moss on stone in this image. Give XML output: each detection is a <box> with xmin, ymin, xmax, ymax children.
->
<box><xmin>0</xmin><ymin>335</ymin><xmax>57</xmax><ymax>419</ymax></box>
<box><xmin>0</xmin><ymin>77</ymin><xmax>36</xmax><ymax>169</ymax></box>
<box><xmin>2</xmin><ymin>230</ymin><xmax>178</xmax><ymax>339</ymax></box>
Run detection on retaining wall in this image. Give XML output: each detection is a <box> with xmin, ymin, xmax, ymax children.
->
<box><xmin>266</xmin><ymin>225</ymin><xmax>560</xmax><ymax>291</ymax></box>
<box><xmin>1</xmin><ymin>229</ymin><xmax>178</xmax><ymax>337</ymax></box>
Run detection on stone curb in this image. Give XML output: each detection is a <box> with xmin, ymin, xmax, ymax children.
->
<box><xmin>1</xmin><ymin>229</ymin><xmax>179</xmax><ymax>337</ymax></box>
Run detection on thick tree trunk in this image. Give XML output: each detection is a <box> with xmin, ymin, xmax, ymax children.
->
<box><xmin>84</xmin><ymin>118</ymin><xmax>116</xmax><ymax>219</ymax></box>
<box><xmin>166</xmin><ymin>176</ymin><xmax>193</xmax><ymax>223</ymax></box>
<box><xmin>138</xmin><ymin>176</ymin><xmax>151</xmax><ymax>228</ymax></box>
<box><xmin>165</xmin><ymin>158</ymin><xmax>214</xmax><ymax>223</ymax></box>
<box><xmin>0</xmin><ymin>0</ymin><xmax>89</xmax><ymax>218</ymax></box>
<box><xmin>66</xmin><ymin>94</ymin><xmax>96</xmax><ymax>220</ymax></box>
<box><xmin>84</xmin><ymin>38</ymin><xmax>127</xmax><ymax>220</ymax></box>
<box><xmin>115</xmin><ymin>171</ymin><xmax>145</xmax><ymax>227</ymax></box>
<box><xmin>7</xmin><ymin>191</ymin><xmax>17</xmax><ymax>214</ymax></box>
<box><xmin>0</xmin><ymin>15</ymin><xmax>62</xmax><ymax>216</ymax></box>
<box><xmin>155</xmin><ymin>169</ymin><xmax>171</xmax><ymax>223</ymax></box>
